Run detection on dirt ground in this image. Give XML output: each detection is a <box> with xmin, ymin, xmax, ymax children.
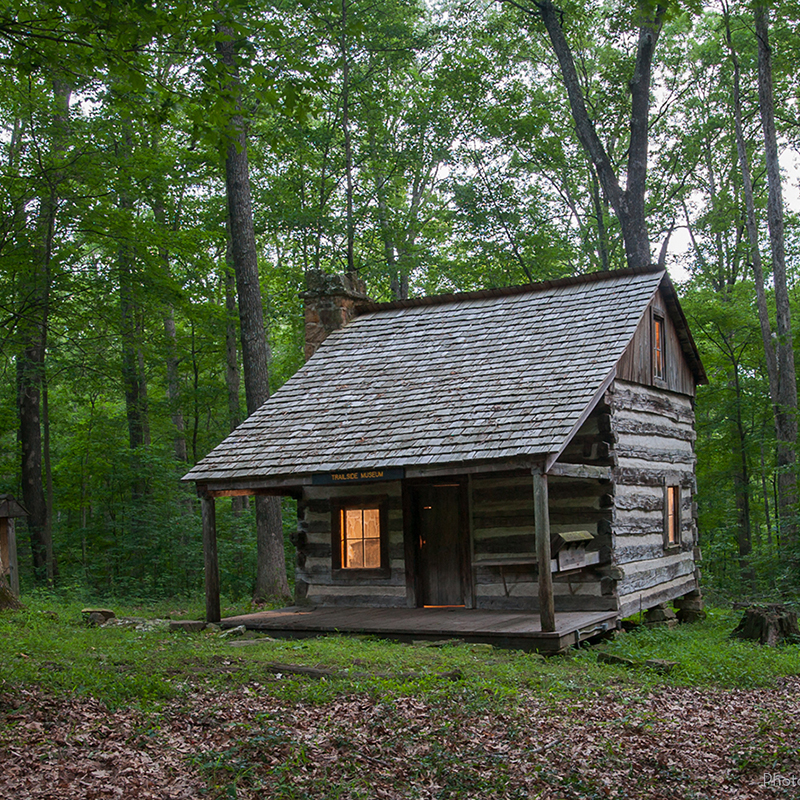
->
<box><xmin>1</xmin><ymin>677</ymin><xmax>799</xmax><ymax>799</ymax></box>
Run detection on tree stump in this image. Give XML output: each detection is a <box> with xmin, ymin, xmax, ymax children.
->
<box><xmin>731</xmin><ymin>604</ymin><xmax>799</xmax><ymax>646</ymax></box>
<box><xmin>0</xmin><ymin>581</ymin><xmax>23</xmax><ymax>611</ymax></box>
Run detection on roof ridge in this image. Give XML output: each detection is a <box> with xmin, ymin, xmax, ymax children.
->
<box><xmin>356</xmin><ymin>264</ymin><xmax>664</xmax><ymax>315</ymax></box>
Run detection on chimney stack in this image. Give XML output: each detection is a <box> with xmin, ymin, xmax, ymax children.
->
<box><xmin>301</xmin><ymin>270</ymin><xmax>368</xmax><ymax>361</ymax></box>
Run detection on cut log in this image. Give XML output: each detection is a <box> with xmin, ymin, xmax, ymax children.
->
<box><xmin>731</xmin><ymin>604</ymin><xmax>799</xmax><ymax>647</ymax></box>
<box><xmin>260</xmin><ymin>662</ymin><xmax>463</xmax><ymax>682</ymax></box>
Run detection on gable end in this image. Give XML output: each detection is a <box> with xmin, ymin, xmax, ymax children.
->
<box><xmin>616</xmin><ymin>290</ymin><xmax>697</xmax><ymax>396</ymax></box>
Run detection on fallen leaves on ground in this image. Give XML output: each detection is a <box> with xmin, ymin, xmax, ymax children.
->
<box><xmin>1</xmin><ymin>677</ymin><xmax>798</xmax><ymax>799</ymax></box>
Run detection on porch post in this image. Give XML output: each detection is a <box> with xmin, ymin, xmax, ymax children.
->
<box><xmin>200</xmin><ymin>490</ymin><xmax>221</xmax><ymax>624</ymax></box>
<box><xmin>8</xmin><ymin>518</ymin><xmax>19</xmax><ymax>597</ymax></box>
<box><xmin>532</xmin><ymin>467</ymin><xmax>555</xmax><ymax>632</ymax></box>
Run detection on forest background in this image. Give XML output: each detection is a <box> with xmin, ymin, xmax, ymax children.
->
<box><xmin>2</xmin><ymin>0</ymin><xmax>799</xmax><ymax>606</ymax></box>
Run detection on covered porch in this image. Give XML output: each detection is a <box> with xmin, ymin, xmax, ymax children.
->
<box><xmin>198</xmin><ymin>461</ymin><xmax>617</xmax><ymax>640</ymax></box>
<box><xmin>220</xmin><ymin>605</ymin><xmax>619</xmax><ymax>654</ymax></box>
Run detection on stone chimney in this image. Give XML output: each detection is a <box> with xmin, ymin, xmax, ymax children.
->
<box><xmin>301</xmin><ymin>270</ymin><xmax>368</xmax><ymax>361</ymax></box>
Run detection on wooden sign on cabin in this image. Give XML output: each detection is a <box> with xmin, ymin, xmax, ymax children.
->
<box><xmin>186</xmin><ymin>266</ymin><xmax>707</xmax><ymax>638</ymax></box>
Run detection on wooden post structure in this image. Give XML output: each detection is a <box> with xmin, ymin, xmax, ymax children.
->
<box><xmin>533</xmin><ymin>467</ymin><xmax>555</xmax><ymax>632</ymax></box>
<box><xmin>200</xmin><ymin>491</ymin><xmax>221</xmax><ymax>623</ymax></box>
<box><xmin>0</xmin><ymin>498</ymin><xmax>23</xmax><ymax>598</ymax></box>
<box><xmin>7</xmin><ymin>518</ymin><xmax>18</xmax><ymax>596</ymax></box>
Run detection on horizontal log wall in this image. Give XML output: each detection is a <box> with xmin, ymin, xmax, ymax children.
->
<box><xmin>294</xmin><ymin>482</ymin><xmax>407</xmax><ymax>607</ymax></box>
<box><xmin>556</xmin><ymin>397</ymin><xmax>617</xmax><ymax>467</ymax></box>
<box><xmin>471</xmin><ymin>468</ymin><xmax>611</xmax><ymax>611</ymax></box>
<box><xmin>610</xmin><ymin>380</ymin><xmax>699</xmax><ymax>617</ymax></box>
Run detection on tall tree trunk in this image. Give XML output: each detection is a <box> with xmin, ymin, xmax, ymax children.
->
<box><xmin>369</xmin><ymin>126</ymin><xmax>403</xmax><ymax>297</ymax></box>
<box><xmin>216</xmin><ymin>15</ymin><xmax>290</xmax><ymax>601</ymax></box>
<box><xmin>18</xmin><ymin>352</ymin><xmax>47</xmax><ymax>582</ymax></box>
<box><xmin>726</xmin><ymin>3</ymin><xmax>797</xmax><ymax>551</ymax></box>
<box><xmin>513</xmin><ymin>0</ymin><xmax>665</xmax><ymax>267</ymax></box>
<box><xmin>760</xmin><ymin>439</ymin><xmax>774</xmax><ymax>551</ymax></box>
<box><xmin>724</xmin><ymin>8</ymin><xmax>778</xmax><ymax>385</ymax></box>
<box><xmin>152</xmin><ymin>200</ymin><xmax>187</xmax><ymax>463</ymax></box>
<box><xmin>589</xmin><ymin>165</ymin><xmax>610</xmax><ymax>271</ymax></box>
<box><xmin>754</xmin><ymin>2</ymin><xmax>797</xmax><ymax>549</ymax></box>
<box><xmin>340</xmin><ymin>0</ymin><xmax>356</xmax><ymax>276</ymax></box>
<box><xmin>225</xmin><ymin>230</ymin><xmax>245</xmax><ymax>516</ymax></box>
<box><xmin>17</xmin><ymin>79</ymin><xmax>69</xmax><ymax>584</ymax></box>
<box><xmin>42</xmin><ymin>377</ymin><xmax>56</xmax><ymax>580</ymax></box>
<box><xmin>118</xmin><ymin>123</ymin><xmax>149</xmax><ymax>459</ymax></box>
<box><xmin>731</xmin><ymin>360</ymin><xmax>755</xmax><ymax>592</ymax></box>
<box><xmin>119</xmin><ymin>231</ymin><xmax>148</xmax><ymax>454</ymax></box>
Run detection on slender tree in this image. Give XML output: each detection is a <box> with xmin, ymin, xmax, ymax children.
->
<box><xmin>753</xmin><ymin>1</ymin><xmax>797</xmax><ymax>548</ymax></box>
<box><xmin>17</xmin><ymin>77</ymin><xmax>70</xmax><ymax>584</ymax></box>
<box><xmin>215</xmin><ymin>8</ymin><xmax>290</xmax><ymax>601</ymax></box>
<box><xmin>724</xmin><ymin>1</ymin><xmax>797</xmax><ymax>548</ymax></box>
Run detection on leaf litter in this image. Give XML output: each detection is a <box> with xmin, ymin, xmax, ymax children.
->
<box><xmin>1</xmin><ymin>676</ymin><xmax>798</xmax><ymax>799</ymax></box>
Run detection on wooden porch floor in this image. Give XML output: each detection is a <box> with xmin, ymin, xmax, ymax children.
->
<box><xmin>221</xmin><ymin>606</ymin><xmax>620</xmax><ymax>653</ymax></box>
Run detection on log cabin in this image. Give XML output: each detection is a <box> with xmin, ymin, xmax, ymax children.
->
<box><xmin>184</xmin><ymin>265</ymin><xmax>707</xmax><ymax>651</ymax></box>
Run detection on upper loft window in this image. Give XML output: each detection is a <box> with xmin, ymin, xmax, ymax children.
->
<box><xmin>653</xmin><ymin>314</ymin><xmax>666</xmax><ymax>381</ymax></box>
<box><xmin>332</xmin><ymin>498</ymin><xmax>388</xmax><ymax>573</ymax></box>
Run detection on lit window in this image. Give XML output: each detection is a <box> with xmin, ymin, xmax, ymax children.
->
<box><xmin>332</xmin><ymin>499</ymin><xmax>387</xmax><ymax>573</ymax></box>
<box><xmin>665</xmin><ymin>486</ymin><xmax>680</xmax><ymax>547</ymax></box>
<box><xmin>653</xmin><ymin>315</ymin><xmax>665</xmax><ymax>380</ymax></box>
<box><xmin>341</xmin><ymin>507</ymin><xmax>381</xmax><ymax>568</ymax></box>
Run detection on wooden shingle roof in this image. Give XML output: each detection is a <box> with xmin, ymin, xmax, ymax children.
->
<box><xmin>184</xmin><ymin>267</ymin><xmax>688</xmax><ymax>486</ymax></box>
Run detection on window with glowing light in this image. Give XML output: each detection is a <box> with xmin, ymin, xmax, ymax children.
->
<box><xmin>653</xmin><ymin>314</ymin><xmax>666</xmax><ymax>381</ymax></box>
<box><xmin>665</xmin><ymin>485</ymin><xmax>680</xmax><ymax>548</ymax></box>
<box><xmin>331</xmin><ymin>498</ymin><xmax>389</xmax><ymax>574</ymax></box>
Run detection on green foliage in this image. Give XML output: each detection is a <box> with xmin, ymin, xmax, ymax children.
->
<box><xmin>1</xmin><ymin>0</ymin><xmax>800</xmax><ymax>603</ymax></box>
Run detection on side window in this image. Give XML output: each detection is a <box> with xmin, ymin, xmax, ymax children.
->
<box><xmin>653</xmin><ymin>314</ymin><xmax>666</xmax><ymax>382</ymax></box>
<box><xmin>332</xmin><ymin>498</ymin><xmax>389</xmax><ymax>574</ymax></box>
<box><xmin>664</xmin><ymin>485</ymin><xmax>680</xmax><ymax>548</ymax></box>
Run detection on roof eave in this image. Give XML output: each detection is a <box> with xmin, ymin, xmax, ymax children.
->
<box><xmin>658</xmin><ymin>272</ymin><xmax>708</xmax><ymax>385</ymax></box>
<box><xmin>187</xmin><ymin>453</ymin><xmax>556</xmax><ymax>493</ymax></box>
<box><xmin>355</xmin><ymin>264</ymin><xmax>665</xmax><ymax>315</ymax></box>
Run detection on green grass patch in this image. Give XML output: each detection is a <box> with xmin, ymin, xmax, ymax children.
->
<box><xmin>582</xmin><ymin>607</ymin><xmax>800</xmax><ymax>688</ymax></box>
<box><xmin>1</xmin><ymin>597</ymin><xmax>798</xmax><ymax>714</ymax></box>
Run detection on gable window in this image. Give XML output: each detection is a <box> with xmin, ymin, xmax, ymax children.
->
<box><xmin>332</xmin><ymin>498</ymin><xmax>389</xmax><ymax>574</ymax></box>
<box><xmin>664</xmin><ymin>485</ymin><xmax>680</xmax><ymax>548</ymax></box>
<box><xmin>653</xmin><ymin>314</ymin><xmax>666</xmax><ymax>381</ymax></box>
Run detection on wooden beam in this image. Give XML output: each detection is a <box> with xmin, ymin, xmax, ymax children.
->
<box><xmin>547</xmin><ymin>463</ymin><xmax>613</xmax><ymax>481</ymax></box>
<box><xmin>200</xmin><ymin>493</ymin><xmax>221</xmax><ymax>624</ymax></box>
<box><xmin>404</xmin><ymin>456</ymin><xmax>538</xmax><ymax>480</ymax></box>
<box><xmin>8</xmin><ymin>518</ymin><xmax>18</xmax><ymax>597</ymax></box>
<box><xmin>196</xmin><ymin>476</ymin><xmax>311</xmax><ymax>494</ymax></box>
<box><xmin>532</xmin><ymin>467</ymin><xmax>555</xmax><ymax>632</ymax></box>
<box><xmin>205</xmin><ymin>487</ymin><xmax>301</xmax><ymax>498</ymax></box>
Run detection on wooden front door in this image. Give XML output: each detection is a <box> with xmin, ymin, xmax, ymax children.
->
<box><xmin>412</xmin><ymin>483</ymin><xmax>467</xmax><ymax>607</ymax></box>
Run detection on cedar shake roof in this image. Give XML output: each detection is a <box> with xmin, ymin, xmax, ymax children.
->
<box><xmin>184</xmin><ymin>267</ymin><xmax>699</xmax><ymax>485</ymax></box>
